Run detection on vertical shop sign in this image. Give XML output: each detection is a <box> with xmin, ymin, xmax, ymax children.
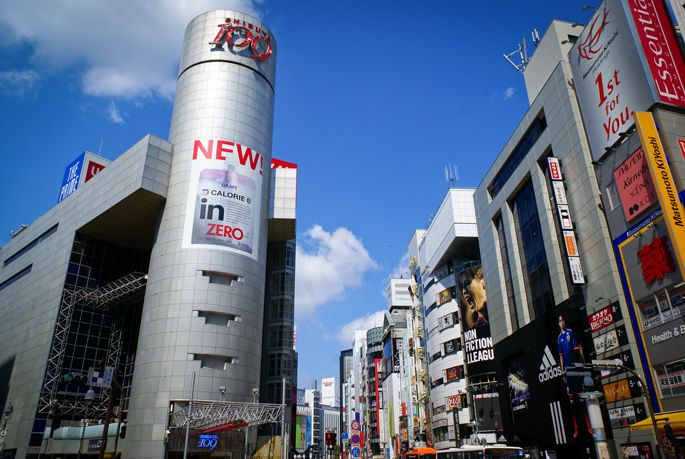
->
<box><xmin>548</xmin><ymin>158</ymin><xmax>585</xmax><ymax>284</ymax></box>
<box><xmin>634</xmin><ymin>112</ymin><xmax>685</xmax><ymax>279</ymax></box>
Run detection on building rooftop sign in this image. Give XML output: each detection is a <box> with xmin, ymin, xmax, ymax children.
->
<box><xmin>211</xmin><ymin>18</ymin><xmax>273</xmax><ymax>60</ymax></box>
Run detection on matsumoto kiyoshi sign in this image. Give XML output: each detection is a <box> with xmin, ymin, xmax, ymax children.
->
<box><xmin>634</xmin><ymin>112</ymin><xmax>685</xmax><ymax>278</ymax></box>
<box><xmin>182</xmin><ymin>139</ymin><xmax>265</xmax><ymax>260</ymax></box>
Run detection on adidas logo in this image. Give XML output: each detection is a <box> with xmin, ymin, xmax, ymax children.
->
<box><xmin>538</xmin><ymin>345</ymin><xmax>562</xmax><ymax>382</ymax></box>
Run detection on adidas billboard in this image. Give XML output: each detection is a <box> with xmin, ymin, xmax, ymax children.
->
<box><xmin>538</xmin><ymin>345</ymin><xmax>562</xmax><ymax>382</ymax></box>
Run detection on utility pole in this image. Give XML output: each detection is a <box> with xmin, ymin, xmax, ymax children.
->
<box><xmin>97</xmin><ymin>368</ymin><xmax>118</xmax><ymax>459</ymax></box>
<box><xmin>183</xmin><ymin>372</ymin><xmax>196</xmax><ymax>459</ymax></box>
<box><xmin>568</xmin><ymin>359</ymin><xmax>666</xmax><ymax>459</ymax></box>
<box><xmin>281</xmin><ymin>377</ymin><xmax>286</xmax><ymax>459</ymax></box>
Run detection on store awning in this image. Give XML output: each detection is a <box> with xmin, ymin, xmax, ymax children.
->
<box><xmin>629</xmin><ymin>411</ymin><xmax>685</xmax><ymax>435</ymax></box>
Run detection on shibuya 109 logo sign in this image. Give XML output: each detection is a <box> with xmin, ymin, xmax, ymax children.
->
<box><xmin>210</xmin><ymin>18</ymin><xmax>273</xmax><ymax>60</ymax></box>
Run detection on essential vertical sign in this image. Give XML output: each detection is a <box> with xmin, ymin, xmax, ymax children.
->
<box><xmin>633</xmin><ymin>111</ymin><xmax>685</xmax><ymax>280</ymax></box>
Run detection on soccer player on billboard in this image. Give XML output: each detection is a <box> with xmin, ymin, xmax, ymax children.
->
<box><xmin>558</xmin><ymin>315</ymin><xmax>591</xmax><ymax>438</ymax></box>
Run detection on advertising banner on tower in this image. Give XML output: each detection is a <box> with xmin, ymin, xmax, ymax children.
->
<box><xmin>457</xmin><ymin>265</ymin><xmax>495</xmax><ymax>374</ymax></box>
<box><xmin>568</xmin><ymin>0</ymin><xmax>658</xmax><ymax>160</ymax></box>
<box><xmin>182</xmin><ymin>138</ymin><xmax>265</xmax><ymax>260</ymax></box>
<box><xmin>569</xmin><ymin>0</ymin><xmax>685</xmax><ymax>160</ymax></box>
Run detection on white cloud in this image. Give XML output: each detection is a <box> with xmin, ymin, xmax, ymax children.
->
<box><xmin>0</xmin><ymin>0</ymin><xmax>260</xmax><ymax>99</ymax></box>
<box><xmin>0</xmin><ymin>70</ymin><xmax>40</xmax><ymax>96</ymax></box>
<box><xmin>503</xmin><ymin>87</ymin><xmax>515</xmax><ymax>100</ymax></box>
<box><xmin>105</xmin><ymin>101</ymin><xmax>125</xmax><ymax>124</ymax></box>
<box><xmin>295</xmin><ymin>225</ymin><xmax>378</xmax><ymax>318</ymax></box>
<box><xmin>325</xmin><ymin>310</ymin><xmax>386</xmax><ymax>346</ymax></box>
<box><xmin>385</xmin><ymin>251</ymin><xmax>410</xmax><ymax>283</ymax></box>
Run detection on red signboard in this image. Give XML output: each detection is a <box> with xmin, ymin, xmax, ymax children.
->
<box><xmin>590</xmin><ymin>305</ymin><xmax>615</xmax><ymax>332</ymax></box>
<box><xmin>444</xmin><ymin>366</ymin><xmax>459</xmax><ymax>381</ymax></box>
<box><xmin>84</xmin><ymin>160</ymin><xmax>106</xmax><ymax>183</ymax></box>
<box><xmin>374</xmin><ymin>359</ymin><xmax>381</xmax><ymax>426</ymax></box>
<box><xmin>613</xmin><ymin>148</ymin><xmax>657</xmax><ymax>221</ymax></box>
<box><xmin>638</xmin><ymin>236</ymin><xmax>676</xmax><ymax>283</ymax></box>
<box><xmin>548</xmin><ymin>158</ymin><xmax>562</xmax><ymax>180</ymax></box>
<box><xmin>211</xmin><ymin>18</ymin><xmax>273</xmax><ymax>60</ymax></box>
<box><xmin>628</xmin><ymin>0</ymin><xmax>685</xmax><ymax>108</ymax></box>
<box><xmin>445</xmin><ymin>395</ymin><xmax>461</xmax><ymax>411</ymax></box>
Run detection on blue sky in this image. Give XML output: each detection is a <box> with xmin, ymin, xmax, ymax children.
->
<box><xmin>0</xmin><ymin>0</ymin><xmax>595</xmax><ymax>392</ymax></box>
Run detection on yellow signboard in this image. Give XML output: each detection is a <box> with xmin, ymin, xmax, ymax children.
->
<box><xmin>633</xmin><ymin>112</ymin><xmax>685</xmax><ymax>280</ymax></box>
<box><xmin>603</xmin><ymin>378</ymin><xmax>631</xmax><ymax>403</ymax></box>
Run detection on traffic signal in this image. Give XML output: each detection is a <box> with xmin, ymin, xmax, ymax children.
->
<box><xmin>119</xmin><ymin>422</ymin><xmax>127</xmax><ymax>439</ymax></box>
<box><xmin>60</xmin><ymin>372</ymin><xmax>87</xmax><ymax>386</ymax></box>
<box><xmin>331</xmin><ymin>432</ymin><xmax>336</xmax><ymax>445</ymax></box>
<box><xmin>326</xmin><ymin>432</ymin><xmax>333</xmax><ymax>445</ymax></box>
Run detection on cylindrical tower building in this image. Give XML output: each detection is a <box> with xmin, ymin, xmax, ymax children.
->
<box><xmin>125</xmin><ymin>10</ymin><xmax>277</xmax><ymax>458</ymax></box>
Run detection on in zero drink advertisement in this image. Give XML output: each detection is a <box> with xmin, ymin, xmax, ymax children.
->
<box><xmin>182</xmin><ymin>138</ymin><xmax>265</xmax><ymax>260</ymax></box>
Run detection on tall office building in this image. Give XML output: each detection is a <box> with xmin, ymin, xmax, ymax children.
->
<box><xmin>473</xmin><ymin>17</ymin><xmax>672</xmax><ymax>458</ymax></box>
<box><xmin>321</xmin><ymin>377</ymin><xmax>339</xmax><ymax>408</ymax></box>
<box><xmin>406</xmin><ymin>189</ymin><xmax>482</xmax><ymax>450</ymax></box>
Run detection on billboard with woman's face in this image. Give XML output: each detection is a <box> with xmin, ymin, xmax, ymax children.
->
<box><xmin>458</xmin><ymin>266</ymin><xmax>495</xmax><ymax>374</ymax></box>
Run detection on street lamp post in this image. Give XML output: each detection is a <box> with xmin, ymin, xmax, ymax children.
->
<box><xmin>0</xmin><ymin>403</ymin><xmax>14</xmax><ymax>453</ymax></box>
<box><xmin>77</xmin><ymin>389</ymin><xmax>96</xmax><ymax>459</ymax></box>
<box><xmin>98</xmin><ymin>368</ymin><xmax>121</xmax><ymax>459</ymax></box>
<box><xmin>108</xmin><ymin>378</ymin><xmax>125</xmax><ymax>459</ymax></box>
<box><xmin>581</xmin><ymin>359</ymin><xmax>667</xmax><ymax>459</ymax></box>
<box><xmin>245</xmin><ymin>388</ymin><xmax>259</xmax><ymax>459</ymax></box>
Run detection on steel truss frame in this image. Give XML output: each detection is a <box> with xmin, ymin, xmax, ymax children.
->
<box><xmin>169</xmin><ymin>400</ymin><xmax>284</xmax><ymax>432</ymax></box>
<box><xmin>39</xmin><ymin>272</ymin><xmax>148</xmax><ymax>417</ymax></box>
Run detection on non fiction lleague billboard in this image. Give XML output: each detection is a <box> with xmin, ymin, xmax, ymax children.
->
<box><xmin>457</xmin><ymin>265</ymin><xmax>495</xmax><ymax>375</ymax></box>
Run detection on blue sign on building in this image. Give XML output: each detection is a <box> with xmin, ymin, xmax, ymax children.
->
<box><xmin>198</xmin><ymin>434</ymin><xmax>218</xmax><ymax>450</ymax></box>
<box><xmin>58</xmin><ymin>152</ymin><xmax>85</xmax><ymax>203</ymax></box>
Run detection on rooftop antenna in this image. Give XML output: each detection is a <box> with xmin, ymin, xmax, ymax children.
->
<box><xmin>445</xmin><ymin>163</ymin><xmax>459</xmax><ymax>188</ymax></box>
<box><xmin>532</xmin><ymin>29</ymin><xmax>540</xmax><ymax>48</ymax></box>
<box><xmin>503</xmin><ymin>37</ymin><xmax>529</xmax><ymax>73</ymax></box>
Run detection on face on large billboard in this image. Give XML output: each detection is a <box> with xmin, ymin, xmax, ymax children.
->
<box><xmin>459</xmin><ymin>266</ymin><xmax>488</xmax><ymax>330</ymax></box>
<box><xmin>458</xmin><ymin>266</ymin><xmax>495</xmax><ymax>374</ymax></box>
<box><xmin>182</xmin><ymin>138</ymin><xmax>265</xmax><ymax>260</ymax></box>
<box><xmin>569</xmin><ymin>0</ymin><xmax>655</xmax><ymax>160</ymax></box>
